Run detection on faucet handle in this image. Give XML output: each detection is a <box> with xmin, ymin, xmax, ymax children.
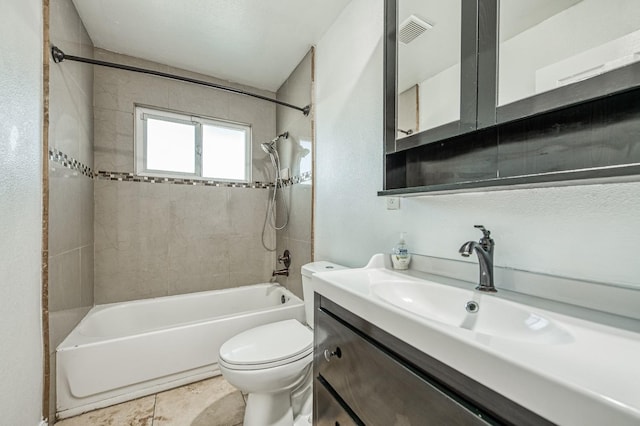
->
<box><xmin>474</xmin><ymin>225</ymin><xmax>491</xmax><ymax>239</ymax></box>
<box><xmin>474</xmin><ymin>225</ymin><xmax>494</xmax><ymax>253</ymax></box>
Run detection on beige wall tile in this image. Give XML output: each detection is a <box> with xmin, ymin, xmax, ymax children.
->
<box><xmin>49</xmin><ymin>249</ymin><xmax>81</xmax><ymax>312</ymax></box>
<box><xmin>287</xmin><ymin>184</ymin><xmax>312</xmax><ymax>244</ymax></box>
<box><xmin>168</xmin><ymin>237</ymin><xmax>231</xmax><ymax>295</ymax></box>
<box><xmin>48</xmin><ymin>163</ymin><xmax>81</xmax><ymax>256</ymax></box>
<box><xmin>227</xmin><ymin>188</ymin><xmax>270</xmax><ymax>236</ymax></box>
<box><xmin>80</xmin><ymin>176</ymin><xmax>94</xmax><ymax>247</ymax></box>
<box><xmin>94</xmin><ymin>242</ymin><xmax>169</xmax><ymax>304</ymax></box>
<box><xmin>93</xmin><ymin>107</ymin><xmax>134</xmax><ymax>172</ymax></box>
<box><xmin>49</xmin><ymin>68</ymin><xmax>81</xmax><ymax>160</ymax></box>
<box><xmin>80</xmin><ymin>245</ymin><xmax>94</xmax><ymax>306</ymax></box>
<box><xmin>167</xmin><ymin>81</ymin><xmax>231</xmax><ymax>120</ymax></box>
<box><xmin>49</xmin><ymin>307</ymin><xmax>91</xmax><ymax>354</ymax></box>
<box><xmin>229</xmin><ymin>234</ymin><xmax>275</xmax><ymax>276</ymax></box>
<box><xmin>169</xmin><ymin>185</ymin><xmax>230</xmax><ymax>240</ymax></box>
<box><xmin>93</xmin><ymin>179</ymin><xmax>118</xmax><ymax>251</ymax></box>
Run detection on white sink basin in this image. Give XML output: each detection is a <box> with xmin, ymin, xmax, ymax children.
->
<box><xmin>372</xmin><ymin>280</ymin><xmax>573</xmax><ymax>344</ymax></box>
<box><xmin>312</xmin><ymin>254</ymin><xmax>640</xmax><ymax>425</ymax></box>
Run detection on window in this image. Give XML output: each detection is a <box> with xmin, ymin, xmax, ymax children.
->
<box><xmin>135</xmin><ymin>106</ymin><xmax>251</xmax><ymax>181</ymax></box>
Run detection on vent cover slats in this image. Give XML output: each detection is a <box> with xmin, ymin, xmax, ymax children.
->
<box><xmin>399</xmin><ymin>15</ymin><xmax>433</xmax><ymax>45</ymax></box>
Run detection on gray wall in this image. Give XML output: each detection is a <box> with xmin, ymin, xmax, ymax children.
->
<box><xmin>0</xmin><ymin>0</ymin><xmax>44</xmax><ymax>423</ymax></box>
<box><xmin>93</xmin><ymin>50</ymin><xmax>277</xmax><ymax>304</ymax></box>
<box><xmin>275</xmin><ymin>50</ymin><xmax>314</xmax><ymax>299</ymax></box>
<box><xmin>48</xmin><ymin>0</ymin><xmax>95</xmax><ymax>418</ymax></box>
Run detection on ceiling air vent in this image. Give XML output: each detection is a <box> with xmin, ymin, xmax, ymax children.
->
<box><xmin>399</xmin><ymin>15</ymin><xmax>433</xmax><ymax>45</ymax></box>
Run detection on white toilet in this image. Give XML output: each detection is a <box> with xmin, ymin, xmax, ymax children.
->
<box><xmin>218</xmin><ymin>261</ymin><xmax>345</xmax><ymax>426</ymax></box>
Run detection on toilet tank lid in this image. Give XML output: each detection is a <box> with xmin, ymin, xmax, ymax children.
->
<box><xmin>301</xmin><ymin>261</ymin><xmax>347</xmax><ymax>277</ymax></box>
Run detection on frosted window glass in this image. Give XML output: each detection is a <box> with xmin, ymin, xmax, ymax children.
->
<box><xmin>146</xmin><ymin>118</ymin><xmax>195</xmax><ymax>173</ymax></box>
<box><xmin>202</xmin><ymin>125</ymin><xmax>246</xmax><ymax>180</ymax></box>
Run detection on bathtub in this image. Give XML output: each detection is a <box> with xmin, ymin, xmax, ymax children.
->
<box><xmin>56</xmin><ymin>283</ymin><xmax>305</xmax><ymax>419</ymax></box>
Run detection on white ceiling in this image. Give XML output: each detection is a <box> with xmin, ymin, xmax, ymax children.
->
<box><xmin>72</xmin><ymin>0</ymin><xmax>351</xmax><ymax>92</ymax></box>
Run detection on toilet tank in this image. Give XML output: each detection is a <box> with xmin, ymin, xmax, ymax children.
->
<box><xmin>301</xmin><ymin>261</ymin><xmax>347</xmax><ymax>327</ymax></box>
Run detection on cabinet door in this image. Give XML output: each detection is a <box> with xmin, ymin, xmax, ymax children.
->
<box><xmin>390</xmin><ymin>0</ymin><xmax>480</xmax><ymax>154</ymax></box>
<box><xmin>315</xmin><ymin>309</ymin><xmax>490</xmax><ymax>426</ymax></box>
<box><xmin>315</xmin><ymin>377</ymin><xmax>359</xmax><ymax>426</ymax></box>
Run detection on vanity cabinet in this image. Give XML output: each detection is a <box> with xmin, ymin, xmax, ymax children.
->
<box><xmin>313</xmin><ymin>295</ymin><xmax>553</xmax><ymax>426</ymax></box>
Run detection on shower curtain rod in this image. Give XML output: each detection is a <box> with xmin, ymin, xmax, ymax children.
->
<box><xmin>51</xmin><ymin>45</ymin><xmax>310</xmax><ymax>116</ymax></box>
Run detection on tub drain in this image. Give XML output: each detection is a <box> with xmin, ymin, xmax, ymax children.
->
<box><xmin>281</xmin><ymin>295</ymin><xmax>286</xmax><ymax>304</ymax></box>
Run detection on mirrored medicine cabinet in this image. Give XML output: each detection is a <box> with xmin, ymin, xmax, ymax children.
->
<box><xmin>382</xmin><ymin>0</ymin><xmax>640</xmax><ymax>194</ymax></box>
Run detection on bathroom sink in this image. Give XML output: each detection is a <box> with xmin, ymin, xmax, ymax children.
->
<box><xmin>372</xmin><ymin>281</ymin><xmax>573</xmax><ymax>344</ymax></box>
<box><xmin>312</xmin><ymin>255</ymin><xmax>640</xmax><ymax>425</ymax></box>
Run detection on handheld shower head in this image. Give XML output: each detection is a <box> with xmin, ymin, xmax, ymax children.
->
<box><xmin>261</xmin><ymin>141</ymin><xmax>277</xmax><ymax>155</ymax></box>
<box><xmin>261</xmin><ymin>132</ymin><xmax>289</xmax><ymax>155</ymax></box>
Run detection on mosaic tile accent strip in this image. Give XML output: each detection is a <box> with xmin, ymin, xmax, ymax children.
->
<box><xmin>280</xmin><ymin>171</ymin><xmax>312</xmax><ymax>186</ymax></box>
<box><xmin>49</xmin><ymin>148</ymin><xmax>94</xmax><ymax>178</ymax></box>
<box><xmin>94</xmin><ymin>171</ymin><xmax>273</xmax><ymax>189</ymax></box>
<box><xmin>48</xmin><ymin>148</ymin><xmax>312</xmax><ymax>188</ymax></box>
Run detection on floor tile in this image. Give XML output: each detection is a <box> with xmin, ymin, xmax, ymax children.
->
<box><xmin>55</xmin><ymin>395</ymin><xmax>155</xmax><ymax>426</ymax></box>
<box><xmin>152</xmin><ymin>377</ymin><xmax>245</xmax><ymax>426</ymax></box>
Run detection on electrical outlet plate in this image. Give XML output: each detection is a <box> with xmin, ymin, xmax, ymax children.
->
<box><xmin>386</xmin><ymin>197</ymin><xmax>400</xmax><ymax>210</ymax></box>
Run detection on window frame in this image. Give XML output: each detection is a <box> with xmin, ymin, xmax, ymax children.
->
<box><xmin>134</xmin><ymin>105</ymin><xmax>252</xmax><ymax>182</ymax></box>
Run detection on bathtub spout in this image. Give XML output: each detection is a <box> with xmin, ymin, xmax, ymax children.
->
<box><xmin>272</xmin><ymin>268</ymin><xmax>289</xmax><ymax>277</ymax></box>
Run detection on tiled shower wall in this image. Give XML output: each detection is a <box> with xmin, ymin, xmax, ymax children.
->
<box><xmin>48</xmin><ymin>0</ymin><xmax>95</xmax><ymax>420</ymax></box>
<box><xmin>93</xmin><ymin>49</ymin><xmax>277</xmax><ymax>304</ymax></box>
<box><xmin>275</xmin><ymin>50</ymin><xmax>314</xmax><ymax>299</ymax></box>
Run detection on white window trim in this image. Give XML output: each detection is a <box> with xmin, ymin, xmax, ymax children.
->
<box><xmin>134</xmin><ymin>105</ymin><xmax>252</xmax><ymax>182</ymax></box>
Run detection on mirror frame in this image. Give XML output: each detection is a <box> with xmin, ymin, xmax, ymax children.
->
<box><xmin>382</xmin><ymin>0</ymin><xmax>640</xmax><ymax>195</ymax></box>
<box><xmin>384</xmin><ymin>0</ymin><xmax>494</xmax><ymax>157</ymax></box>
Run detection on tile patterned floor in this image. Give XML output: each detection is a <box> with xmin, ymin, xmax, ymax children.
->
<box><xmin>55</xmin><ymin>376</ymin><xmax>246</xmax><ymax>426</ymax></box>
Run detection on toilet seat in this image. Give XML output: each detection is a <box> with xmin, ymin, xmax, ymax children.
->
<box><xmin>219</xmin><ymin>319</ymin><xmax>313</xmax><ymax>371</ymax></box>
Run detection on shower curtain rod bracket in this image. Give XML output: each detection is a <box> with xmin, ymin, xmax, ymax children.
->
<box><xmin>51</xmin><ymin>45</ymin><xmax>65</xmax><ymax>63</ymax></box>
<box><xmin>50</xmin><ymin>45</ymin><xmax>310</xmax><ymax>115</ymax></box>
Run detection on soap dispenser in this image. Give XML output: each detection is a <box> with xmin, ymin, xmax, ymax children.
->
<box><xmin>391</xmin><ymin>232</ymin><xmax>411</xmax><ymax>270</ymax></box>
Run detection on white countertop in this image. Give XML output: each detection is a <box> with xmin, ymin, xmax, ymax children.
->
<box><xmin>312</xmin><ymin>254</ymin><xmax>640</xmax><ymax>426</ymax></box>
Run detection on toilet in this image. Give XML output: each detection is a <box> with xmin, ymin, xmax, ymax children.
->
<box><xmin>218</xmin><ymin>261</ymin><xmax>345</xmax><ymax>426</ymax></box>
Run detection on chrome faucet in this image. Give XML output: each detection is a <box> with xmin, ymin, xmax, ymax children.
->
<box><xmin>459</xmin><ymin>225</ymin><xmax>496</xmax><ymax>293</ymax></box>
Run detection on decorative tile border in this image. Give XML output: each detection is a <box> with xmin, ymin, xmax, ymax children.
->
<box><xmin>49</xmin><ymin>148</ymin><xmax>312</xmax><ymax>188</ymax></box>
<box><xmin>48</xmin><ymin>148</ymin><xmax>94</xmax><ymax>178</ymax></box>
<box><xmin>94</xmin><ymin>171</ymin><xmax>272</xmax><ymax>189</ymax></box>
<box><xmin>282</xmin><ymin>171</ymin><xmax>312</xmax><ymax>186</ymax></box>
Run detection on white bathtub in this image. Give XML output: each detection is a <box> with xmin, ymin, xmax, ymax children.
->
<box><xmin>56</xmin><ymin>283</ymin><xmax>305</xmax><ymax>419</ymax></box>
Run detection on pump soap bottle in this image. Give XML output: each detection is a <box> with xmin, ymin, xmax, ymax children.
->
<box><xmin>391</xmin><ymin>232</ymin><xmax>411</xmax><ymax>270</ymax></box>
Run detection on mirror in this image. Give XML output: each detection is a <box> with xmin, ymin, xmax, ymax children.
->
<box><xmin>498</xmin><ymin>0</ymin><xmax>640</xmax><ymax>107</ymax></box>
<box><xmin>383</xmin><ymin>0</ymin><xmax>640</xmax><ymax>194</ymax></box>
<box><xmin>397</xmin><ymin>0</ymin><xmax>461</xmax><ymax>139</ymax></box>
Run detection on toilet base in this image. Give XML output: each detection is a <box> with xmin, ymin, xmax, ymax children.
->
<box><xmin>244</xmin><ymin>391</ymin><xmax>293</xmax><ymax>426</ymax></box>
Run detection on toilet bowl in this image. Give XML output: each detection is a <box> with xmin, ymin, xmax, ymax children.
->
<box><xmin>218</xmin><ymin>261</ymin><xmax>346</xmax><ymax>426</ymax></box>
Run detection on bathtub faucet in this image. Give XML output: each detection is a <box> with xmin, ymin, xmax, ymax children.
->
<box><xmin>272</xmin><ymin>268</ymin><xmax>289</xmax><ymax>277</ymax></box>
<box><xmin>272</xmin><ymin>249</ymin><xmax>291</xmax><ymax>277</ymax></box>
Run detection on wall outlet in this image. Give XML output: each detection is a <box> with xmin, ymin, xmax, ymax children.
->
<box><xmin>386</xmin><ymin>197</ymin><xmax>400</xmax><ymax>210</ymax></box>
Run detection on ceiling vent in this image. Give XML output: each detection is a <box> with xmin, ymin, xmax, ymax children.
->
<box><xmin>399</xmin><ymin>15</ymin><xmax>433</xmax><ymax>45</ymax></box>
